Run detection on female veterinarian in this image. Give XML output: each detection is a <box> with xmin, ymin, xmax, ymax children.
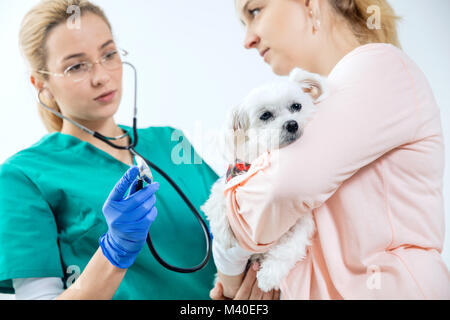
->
<box><xmin>0</xmin><ymin>0</ymin><xmax>278</xmax><ymax>300</ymax></box>
<box><xmin>211</xmin><ymin>0</ymin><xmax>450</xmax><ymax>299</ymax></box>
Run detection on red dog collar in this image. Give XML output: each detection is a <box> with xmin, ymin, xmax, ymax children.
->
<box><xmin>226</xmin><ymin>162</ymin><xmax>251</xmax><ymax>183</ymax></box>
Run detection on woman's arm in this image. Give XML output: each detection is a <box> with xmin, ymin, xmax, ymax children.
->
<box><xmin>225</xmin><ymin>45</ymin><xmax>423</xmax><ymax>252</ymax></box>
<box><xmin>13</xmin><ymin>248</ymin><xmax>126</xmax><ymax>300</ymax></box>
<box><xmin>56</xmin><ymin>248</ymin><xmax>126</xmax><ymax>300</ymax></box>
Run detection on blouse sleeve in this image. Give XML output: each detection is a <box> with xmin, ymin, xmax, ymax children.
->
<box><xmin>0</xmin><ymin>162</ymin><xmax>64</xmax><ymax>293</ymax></box>
<box><xmin>224</xmin><ymin>45</ymin><xmax>421</xmax><ymax>252</ymax></box>
<box><xmin>13</xmin><ymin>277</ymin><xmax>64</xmax><ymax>300</ymax></box>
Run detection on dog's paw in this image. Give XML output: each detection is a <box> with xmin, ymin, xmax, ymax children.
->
<box><xmin>256</xmin><ymin>262</ymin><xmax>283</xmax><ymax>292</ymax></box>
<box><xmin>256</xmin><ymin>270</ymin><xmax>280</xmax><ymax>293</ymax></box>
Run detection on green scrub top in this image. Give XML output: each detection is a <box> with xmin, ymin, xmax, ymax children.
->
<box><xmin>0</xmin><ymin>125</ymin><xmax>219</xmax><ymax>299</ymax></box>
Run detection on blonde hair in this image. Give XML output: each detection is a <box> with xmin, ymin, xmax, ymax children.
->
<box><xmin>19</xmin><ymin>0</ymin><xmax>112</xmax><ymax>132</ymax></box>
<box><xmin>327</xmin><ymin>0</ymin><xmax>401</xmax><ymax>48</ymax></box>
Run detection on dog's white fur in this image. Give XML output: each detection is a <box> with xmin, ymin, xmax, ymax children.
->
<box><xmin>202</xmin><ymin>68</ymin><xmax>328</xmax><ymax>292</ymax></box>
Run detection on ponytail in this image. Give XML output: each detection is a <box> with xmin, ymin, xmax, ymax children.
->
<box><xmin>329</xmin><ymin>0</ymin><xmax>401</xmax><ymax>48</ymax></box>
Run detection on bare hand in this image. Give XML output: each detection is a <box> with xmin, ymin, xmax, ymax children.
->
<box><xmin>210</xmin><ymin>263</ymin><xmax>281</xmax><ymax>300</ymax></box>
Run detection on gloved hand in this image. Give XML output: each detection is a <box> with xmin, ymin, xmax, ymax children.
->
<box><xmin>99</xmin><ymin>166</ymin><xmax>159</xmax><ymax>269</ymax></box>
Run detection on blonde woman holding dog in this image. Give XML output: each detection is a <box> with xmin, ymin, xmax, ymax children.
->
<box><xmin>210</xmin><ymin>0</ymin><xmax>449</xmax><ymax>299</ymax></box>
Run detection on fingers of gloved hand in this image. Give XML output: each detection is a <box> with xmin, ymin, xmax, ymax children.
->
<box><xmin>108</xmin><ymin>166</ymin><xmax>140</xmax><ymax>202</ymax></box>
<box><xmin>125</xmin><ymin>177</ymin><xmax>156</xmax><ymax>200</ymax></box>
<box><xmin>106</xmin><ymin>182</ymin><xmax>159</xmax><ymax>220</ymax></box>
<box><xmin>123</xmin><ymin>182</ymin><xmax>159</xmax><ymax>210</ymax></box>
<box><xmin>110</xmin><ymin>207</ymin><xmax>157</xmax><ymax>247</ymax></box>
<box><xmin>146</xmin><ymin>206</ymin><xmax>158</xmax><ymax>224</ymax></box>
<box><xmin>109</xmin><ymin>194</ymin><xmax>157</xmax><ymax>226</ymax></box>
<box><xmin>124</xmin><ymin>189</ymin><xmax>156</xmax><ymax>221</ymax></box>
<box><xmin>121</xmin><ymin>201</ymin><xmax>157</xmax><ymax>228</ymax></box>
<box><xmin>127</xmin><ymin>179</ymin><xmax>140</xmax><ymax>198</ymax></box>
<box><xmin>134</xmin><ymin>205</ymin><xmax>158</xmax><ymax>230</ymax></box>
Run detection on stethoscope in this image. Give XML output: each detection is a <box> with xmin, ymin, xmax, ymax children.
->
<box><xmin>37</xmin><ymin>61</ymin><xmax>212</xmax><ymax>273</ymax></box>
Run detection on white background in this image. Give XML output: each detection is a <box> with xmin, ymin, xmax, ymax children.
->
<box><xmin>0</xmin><ymin>0</ymin><xmax>449</xmax><ymax>299</ymax></box>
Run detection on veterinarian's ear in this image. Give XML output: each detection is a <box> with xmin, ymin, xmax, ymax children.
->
<box><xmin>289</xmin><ymin>67</ymin><xmax>328</xmax><ymax>103</ymax></box>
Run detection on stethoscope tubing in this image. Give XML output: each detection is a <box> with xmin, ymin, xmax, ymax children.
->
<box><xmin>133</xmin><ymin>148</ymin><xmax>212</xmax><ymax>273</ymax></box>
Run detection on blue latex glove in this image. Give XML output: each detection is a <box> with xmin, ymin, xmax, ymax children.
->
<box><xmin>99</xmin><ymin>166</ymin><xmax>159</xmax><ymax>269</ymax></box>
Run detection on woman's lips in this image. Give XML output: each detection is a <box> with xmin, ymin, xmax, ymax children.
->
<box><xmin>95</xmin><ymin>90</ymin><xmax>116</xmax><ymax>103</ymax></box>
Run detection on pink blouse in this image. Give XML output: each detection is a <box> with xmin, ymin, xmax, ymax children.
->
<box><xmin>224</xmin><ymin>43</ymin><xmax>450</xmax><ymax>299</ymax></box>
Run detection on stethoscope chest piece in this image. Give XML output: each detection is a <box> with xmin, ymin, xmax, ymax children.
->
<box><xmin>132</xmin><ymin>149</ymin><xmax>153</xmax><ymax>183</ymax></box>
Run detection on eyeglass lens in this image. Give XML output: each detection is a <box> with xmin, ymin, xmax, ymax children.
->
<box><xmin>65</xmin><ymin>50</ymin><xmax>123</xmax><ymax>82</ymax></box>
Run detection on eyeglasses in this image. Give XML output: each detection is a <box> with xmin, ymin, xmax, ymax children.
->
<box><xmin>37</xmin><ymin>48</ymin><xmax>128</xmax><ymax>83</ymax></box>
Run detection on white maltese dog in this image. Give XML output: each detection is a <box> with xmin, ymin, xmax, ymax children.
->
<box><xmin>201</xmin><ymin>68</ymin><xmax>328</xmax><ymax>298</ymax></box>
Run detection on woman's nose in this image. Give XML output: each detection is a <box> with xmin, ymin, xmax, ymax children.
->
<box><xmin>244</xmin><ymin>29</ymin><xmax>260</xmax><ymax>50</ymax></box>
<box><xmin>91</xmin><ymin>63</ymin><xmax>111</xmax><ymax>87</ymax></box>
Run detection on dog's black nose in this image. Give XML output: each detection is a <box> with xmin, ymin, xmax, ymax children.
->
<box><xmin>285</xmin><ymin>120</ymin><xmax>299</xmax><ymax>133</ymax></box>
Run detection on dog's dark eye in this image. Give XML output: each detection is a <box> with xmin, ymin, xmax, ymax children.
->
<box><xmin>260</xmin><ymin>111</ymin><xmax>273</xmax><ymax>121</ymax></box>
<box><xmin>290</xmin><ymin>103</ymin><xmax>302</xmax><ymax>112</ymax></box>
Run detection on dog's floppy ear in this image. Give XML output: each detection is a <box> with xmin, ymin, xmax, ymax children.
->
<box><xmin>229</xmin><ymin>104</ymin><xmax>250</xmax><ymax>132</ymax></box>
<box><xmin>221</xmin><ymin>105</ymin><xmax>250</xmax><ymax>163</ymax></box>
<box><xmin>289</xmin><ymin>67</ymin><xmax>328</xmax><ymax>103</ymax></box>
